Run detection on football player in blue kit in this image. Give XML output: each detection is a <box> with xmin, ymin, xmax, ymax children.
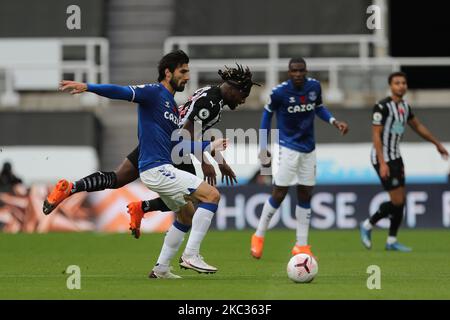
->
<box><xmin>251</xmin><ymin>57</ymin><xmax>349</xmax><ymax>259</ymax></box>
<box><xmin>56</xmin><ymin>50</ymin><xmax>229</xmax><ymax>278</ymax></box>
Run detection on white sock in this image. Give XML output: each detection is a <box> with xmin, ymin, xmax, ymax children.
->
<box><xmin>387</xmin><ymin>236</ymin><xmax>397</xmax><ymax>245</ymax></box>
<box><xmin>255</xmin><ymin>197</ymin><xmax>279</xmax><ymax>237</ymax></box>
<box><xmin>295</xmin><ymin>204</ymin><xmax>311</xmax><ymax>246</ymax></box>
<box><xmin>155</xmin><ymin>221</ymin><xmax>189</xmax><ymax>271</ymax></box>
<box><xmin>183</xmin><ymin>203</ymin><xmax>217</xmax><ymax>257</ymax></box>
<box><xmin>363</xmin><ymin>219</ymin><xmax>373</xmax><ymax>230</ymax></box>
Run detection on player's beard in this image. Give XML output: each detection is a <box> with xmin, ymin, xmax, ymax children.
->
<box><xmin>170</xmin><ymin>78</ymin><xmax>186</xmax><ymax>92</ymax></box>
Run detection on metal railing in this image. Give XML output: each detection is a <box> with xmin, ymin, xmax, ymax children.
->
<box><xmin>164</xmin><ymin>35</ymin><xmax>450</xmax><ymax>104</ymax></box>
<box><xmin>0</xmin><ymin>37</ymin><xmax>109</xmax><ymax>107</ymax></box>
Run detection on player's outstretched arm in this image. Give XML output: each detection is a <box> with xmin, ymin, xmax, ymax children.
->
<box><xmin>408</xmin><ymin>117</ymin><xmax>449</xmax><ymax>159</ymax></box>
<box><xmin>59</xmin><ymin>80</ymin><xmax>133</xmax><ymax>101</ymax></box>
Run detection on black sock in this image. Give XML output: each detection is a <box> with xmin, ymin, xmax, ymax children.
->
<box><xmin>142</xmin><ymin>198</ymin><xmax>171</xmax><ymax>213</ymax></box>
<box><xmin>369</xmin><ymin>201</ymin><xmax>393</xmax><ymax>226</ymax></box>
<box><xmin>388</xmin><ymin>204</ymin><xmax>404</xmax><ymax>237</ymax></box>
<box><xmin>72</xmin><ymin>171</ymin><xmax>118</xmax><ymax>194</ymax></box>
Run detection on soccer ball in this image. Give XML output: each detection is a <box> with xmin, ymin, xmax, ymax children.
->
<box><xmin>287</xmin><ymin>253</ymin><xmax>318</xmax><ymax>283</ymax></box>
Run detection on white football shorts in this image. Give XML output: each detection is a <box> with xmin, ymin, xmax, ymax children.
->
<box><xmin>140</xmin><ymin>164</ymin><xmax>203</xmax><ymax>212</ymax></box>
<box><xmin>272</xmin><ymin>144</ymin><xmax>316</xmax><ymax>186</ymax></box>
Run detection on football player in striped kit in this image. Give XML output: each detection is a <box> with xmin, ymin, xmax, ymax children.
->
<box><xmin>360</xmin><ymin>72</ymin><xmax>448</xmax><ymax>252</ymax></box>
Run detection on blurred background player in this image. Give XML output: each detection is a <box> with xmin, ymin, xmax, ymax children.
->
<box><xmin>127</xmin><ymin>63</ymin><xmax>260</xmax><ymax>236</ymax></box>
<box><xmin>251</xmin><ymin>57</ymin><xmax>349</xmax><ymax>259</ymax></box>
<box><xmin>359</xmin><ymin>72</ymin><xmax>449</xmax><ymax>252</ymax></box>
<box><xmin>0</xmin><ymin>162</ymin><xmax>23</xmax><ymax>193</ymax></box>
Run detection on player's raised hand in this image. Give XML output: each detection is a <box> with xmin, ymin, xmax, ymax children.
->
<box><xmin>333</xmin><ymin>120</ymin><xmax>349</xmax><ymax>135</ymax></box>
<box><xmin>211</xmin><ymin>138</ymin><xmax>229</xmax><ymax>152</ymax></box>
<box><xmin>436</xmin><ymin>143</ymin><xmax>449</xmax><ymax>160</ymax></box>
<box><xmin>59</xmin><ymin>80</ymin><xmax>87</xmax><ymax>94</ymax></box>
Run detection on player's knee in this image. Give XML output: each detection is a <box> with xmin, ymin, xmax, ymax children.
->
<box><xmin>272</xmin><ymin>191</ymin><xmax>287</xmax><ymax>204</ymax></box>
<box><xmin>211</xmin><ymin>188</ymin><xmax>221</xmax><ymax>203</ymax></box>
<box><xmin>207</xmin><ymin>188</ymin><xmax>221</xmax><ymax>204</ymax></box>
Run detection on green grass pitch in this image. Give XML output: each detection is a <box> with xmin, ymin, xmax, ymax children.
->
<box><xmin>1</xmin><ymin>229</ymin><xmax>450</xmax><ymax>299</ymax></box>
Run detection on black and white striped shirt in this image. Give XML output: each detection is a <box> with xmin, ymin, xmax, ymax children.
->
<box><xmin>371</xmin><ymin>97</ymin><xmax>415</xmax><ymax>164</ymax></box>
<box><xmin>178</xmin><ymin>86</ymin><xmax>225</xmax><ymax>134</ymax></box>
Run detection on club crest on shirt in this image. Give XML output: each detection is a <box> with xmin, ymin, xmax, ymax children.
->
<box><xmin>308</xmin><ymin>91</ymin><xmax>317</xmax><ymax>102</ymax></box>
<box><xmin>391</xmin><ymin>120</ymin><xmax>405</xmax><ymax>134</ymax></box>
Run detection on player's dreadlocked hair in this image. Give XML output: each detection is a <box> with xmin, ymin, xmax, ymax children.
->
<box><xmin>218</xmin><ymin>63</ymin><xmax>260</xmax><ymax>93</ymax></box>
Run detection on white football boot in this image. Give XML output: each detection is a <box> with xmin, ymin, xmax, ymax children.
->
<box><xmin>149</xmin><ymin>265</ymin><xmax>182</xmax><ymax>279</ymax></box>
<box><xmin>179</xmin><ymin>254</ymin><xmax>218</xmax><ymax>274</ymax></box>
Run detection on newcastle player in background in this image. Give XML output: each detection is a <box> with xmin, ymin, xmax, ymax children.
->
<box><xmin>360</xmin><ymin>72</ymin><xmax>448</xmax><ymax>252</ymax></box>
<box><xmin>251</xmin><ymin>57</ymin><xmax>349</xmax><ymax>259</ymax></box>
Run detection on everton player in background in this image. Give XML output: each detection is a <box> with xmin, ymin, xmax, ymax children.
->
<box><xmin>251</xmin><ymin>58</ymin><xmax>349</xmax><ymax>259</ymax></box>
<box><xmin>360</xmin><ymin>72</ymin><xmax>448</xmax><ymax>252</ymax></box>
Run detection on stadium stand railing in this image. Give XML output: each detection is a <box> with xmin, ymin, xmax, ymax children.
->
<box><xmin>0</xmin><ymin>37</ymin><xmax>109</xmax><ymax>107</ymax></box>
<box><xmin>164</xmin><ymin>35</ymin><xmax>450</xmax><ymax>107</ymax></box>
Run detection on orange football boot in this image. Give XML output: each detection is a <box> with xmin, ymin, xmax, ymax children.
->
<box><xmin>42</xmin><ymin>179</ymin><xmax>73</xmax><ymax>215</ymax></box>
<box><xmin>291</xmin><ymin>244</ymin><xmax>317</xmax><ymax>259</ymax></box>
<box><xmin>251</xmin><ymin>234</ymin><xmax>265</xmax><ymax>259</ymax></box>
<box><xmin>127</xmin><ymin>201</ymin><xmax>145</xmax><ymax>239</ymax></box>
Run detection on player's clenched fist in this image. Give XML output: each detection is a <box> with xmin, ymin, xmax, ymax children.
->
<box><xmin>332</xmin><ymin>120</ymin><xmax>349</xmax><ymax>135</ymax></box>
